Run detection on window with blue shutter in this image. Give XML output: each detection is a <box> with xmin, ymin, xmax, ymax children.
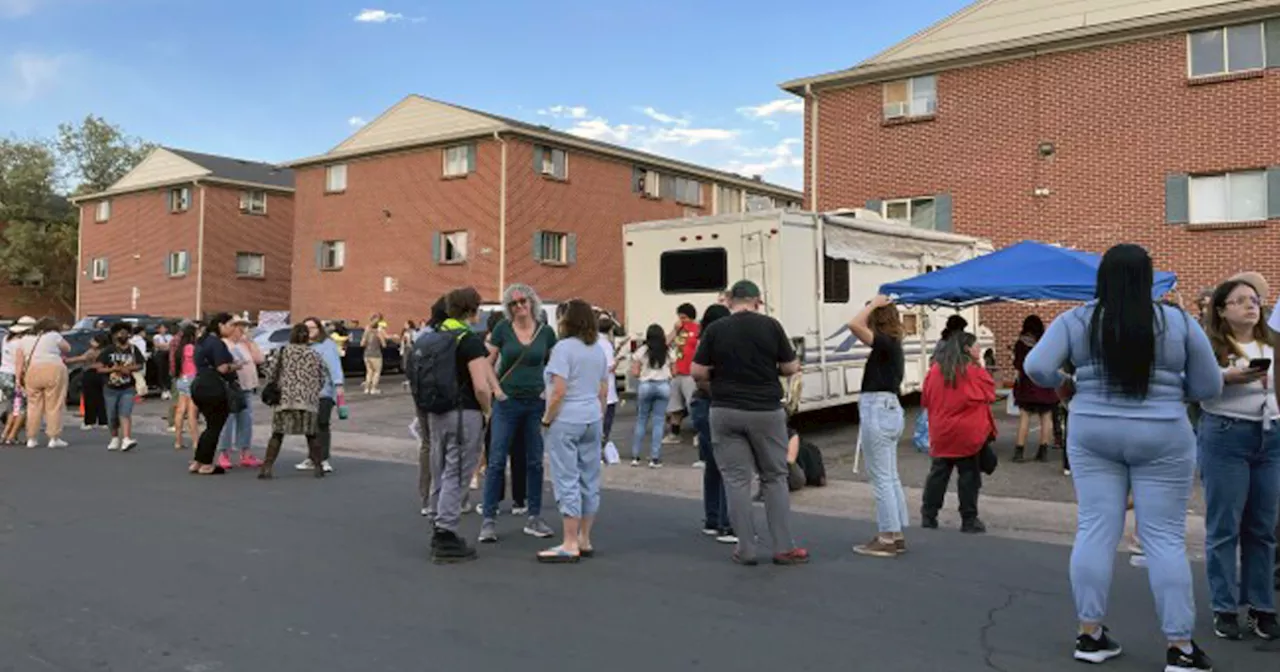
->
<box><xmin>934</xmin><ymin>194</ymin><xmax>953</xmax><ymax>232</ymax></box>
<box><xmin>534</xmin><ymin>231</ymin><xmax>569</xmax><ymax>264</ymax></box>
<box><xmin>431</xmin><ymin>232</ymin><xmax>442</xmax><ymax>264</ymax></box>
<box><xmin>533</xmin><ymin>146</ymin><xmax>544</xmax><ymax>174</ymax></box>
<box><xmin>314</xmin><ymin>242</ymin><xmax>324</xmax><ymax>269</ymax></box>
<box><xmin>532</xmin><ymin>231</ymin><xmax>545</xmax><ymax>262</ymax></box>
<box><xmin>1267</xmin><ymin>166</ymin><xmax>1280</xmax><ymax>220</ymax></box>
<box><xmin>1265</xmin><ymin>19</ymin><xmax>1279</xmax><ymax>68</ymax></box>
<box><xmin>467</xmin><ymin>144</ymin><xmax>477</xmax><ymax>173</ymax></box>
<box><xmin>866</xmin><ymin>199</ymin><xmax>883</xmax><ymax>215</ymax></box>
<box><xmin>567</xmin><ymin>234</ymin><xmax>578</xmax><ymax>265</ymax></box>
<box><xmin>632</xmin><ymin>167</ymin><xmax>644</xmax><ymax>193</ymax></box>
<box><xmin>1165</xmin><ymin>174</ymin><xmax>1190</xmax><ymax>225</ymax></box>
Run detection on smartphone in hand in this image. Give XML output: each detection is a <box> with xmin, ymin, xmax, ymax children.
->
<box><xmin>1249</xmin><ymin>358</ymin><xmax>1271</xmax><ymax>371</ymax></box>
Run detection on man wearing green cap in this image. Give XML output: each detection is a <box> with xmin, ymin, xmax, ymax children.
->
<box><xmin>692</xmin><ymin>280</ymin><xmax>808</xmax><ymax>565</ymax></box>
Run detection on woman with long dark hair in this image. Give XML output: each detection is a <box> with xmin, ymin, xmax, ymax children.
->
<box><xmin>691</xmin><ymin>304</ymin><xmax>733</xmax><ymax>542</ymax></box>
<box><xmin>920</xmin><ymin>332</ymin><xmax>995</xmax><ymax>532</ymax></box>
<box><xmin>630</xmin><ymin>323</ymin><xmax>673</xmax><ymax>467</ymax></box>
<box><xmin>1197</xmin><ymin>276</ymin><xmax>1280</xmax><ymax>641</ymax></box>
<box><xmin>1012</xmin><ymin>314</ymin><xmax>1058</xmax><ymax>463</ymax></box>
<box><xmin>1025</xmin><ymin>244</ymin><xmax>1222</xmax><ymax>670</ymax></box>
<box><xmin>172</xmin><ymin>323</ymin><xmax>200</xmax><ymax>450</ymax></box>
<box><xmin>188</xmin><ymin>313</ymin><xmax>244</xmax><ymax>475</ymax></box>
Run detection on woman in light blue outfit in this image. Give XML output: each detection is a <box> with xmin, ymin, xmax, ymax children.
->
<box><xmin>538</xmin><ymin>299</ymin><xmax>612</xmax><ymax>563</ymax></box>
<box><xmin>1025</xmin><ymin>244</ymin><xmax>1222</xmax><ymax>671</ymax></box>
<box><xmin>629</xmin><ymin>324</ymin><xmax>673</xmax><ymax>468</ymax></box>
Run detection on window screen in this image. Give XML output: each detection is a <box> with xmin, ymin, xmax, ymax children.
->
<box><xmin>660</xmin><ymin>248</ymin><xmax>728</xmax><ymax>294</ymax></box>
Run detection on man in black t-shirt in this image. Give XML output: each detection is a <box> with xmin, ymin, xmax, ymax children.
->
<box><xmin>95</xmin><ymin>322</ymin><xmax>144</xmax><ymax>452</ymax></box>
<box><xmin>692</xmin><ymin>280</ymin><xmax>807</xmax><ymax>566</ymax></box>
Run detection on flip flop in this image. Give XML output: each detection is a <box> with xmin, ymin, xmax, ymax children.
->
<box><xmin>536</xmin><ymin>546</ymin><xmax>581</xmax><ymax>564</ymax></box>
<box><xmin>580</xmin><ymin>547</ymin><xmax>595</xmax><ymax>558</ymax></box>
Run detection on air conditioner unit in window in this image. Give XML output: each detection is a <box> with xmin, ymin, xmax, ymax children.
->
<box><xmin>542</xmin><ymin>164</ymin><xmax>555</xmax><ymax>175</ymax></box>
<box><xmin>883</xmin><ymin>102</ymin><xmax>908</xmax><ymax>119</ymax></box>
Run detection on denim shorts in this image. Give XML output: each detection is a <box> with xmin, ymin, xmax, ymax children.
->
<box><xmin>175</xmin><ymin>375</ymin><xmax>194</xmax><ymax>396</ymax></box>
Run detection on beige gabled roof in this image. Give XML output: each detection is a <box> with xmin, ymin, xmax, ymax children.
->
<box><xmin>286</xmin><ymin>95</ymin><xmax>802</xmax><ymax>198</ymax></box>
<box><xmin>782</xmin><ymin>0</ymin><xmax>1279</xmax><ymax>92</ymax></box>
<box><xmin>72</xmin><ymin>147</ymin><xmax>295</xmax><ymax>202</ymax></box>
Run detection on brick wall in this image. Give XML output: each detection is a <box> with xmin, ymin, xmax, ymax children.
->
<box><xmin>809</xmin><ymin>33</ymin><xmax>1280</xmax><ymax>374</ymax></box>
<box><xmin>199</xmin><ymin>186</ymin><xmax>293</xmax><ymax>317</ymax></box>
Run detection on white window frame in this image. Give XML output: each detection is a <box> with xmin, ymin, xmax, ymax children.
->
<box><xmin>540</xmin><ymin>147</ymin><xmax>568</xmax><ymax>180</ymax></box>
<box><xmin>538</xmin><ymin>231</ymin><xmax>569</xmax><ymax>264</ymax></box>
<box><xmin>1187</xmin><ymin>22</ymin><xmax>1267</xmax><ymax>78</ymax></box>
<box><xmin>642</xmin><ymin>169</ymin><xmax>661</xmax><ymax>198</ymax></box>
<box><xmin>325</xmin><ymin>164</ymin><xmax>348</xmax><ymax>193</ymax></box>
<box><xmin>168</xmin><ymin>187</ymin><xmax>191</xmax><ymax>213</ymax></box>
<box><xmin>235</xmin><ymin>252</ymin><xmax>265</xmax><ymax>278</ymax></box>
<box><xmin>441</xmin><ymin>231</ymin><xmax>468</xmax><ymax>263</ymax></box>
<box><xmin>320</xmin><ymin>240</ymin><xmax>345</xmax><ymax>270</ymax></box>
<box><xmin>1189</xmin><ymin>170</ymin><xmax>1268</xmax><ymax>224</ymax></box>
<box><xmin>95</xmin><ymin>200</ymin><xmax>111</xmax><ymax>222</ymax></box>
<box><xmin>673</xmin><ymin>177</ymin><xmax>703</xmax><ymax>207</ymax></box>
<box><xmin>91</xmin><ymin>257</ymin><xmax>109</xmax><ymax>281</ymax></box>
<box><xmin>883</xmin><ymin>75</ymin><xmax>938</xmax><ymax>119</ymax></box>
<box><xmin>167</xmin><ymin>250</ymin><xmax>190</xmax><ymax>277</ymax></box>
<box><xmin>239</xmin><ymin>190</ymin><xmax>267</xmax><ymax>215</ymax></box>
<box><xmin>882</xmin><ymin>196</ymin><xmax>938</xmax><ymax>229</ymax></box>
<box><xmin>443</xmin><ymin>145</ymin><xmax>472</xmax><ymax>177</ymax></box>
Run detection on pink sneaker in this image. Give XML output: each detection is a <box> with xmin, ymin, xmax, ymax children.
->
<box><xmin>216</xmin><ymin>453</ymin><xmax>234</xmax><ymax>470</ymax></box>
<box><xmin>239</xmin><ymin>453</ymin><xmax>263</xmax><ymax>468</ymax></box>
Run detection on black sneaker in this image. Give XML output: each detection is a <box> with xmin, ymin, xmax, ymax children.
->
<box><xmin>1248</xmin><ymin>608</ymin><xmax>1280</xmax><ymax>641</ymax></box>
<box><xmin>961</xmin><ymin>517</ymin><xmax>987</xmax><ymax>534</ymax></box>
<box><xmin>1165</xmin><ymin>641</ymin><xmax>1212</xmax><ymax>671</ymax></box>
<box><xmin>1212</xmin><ymin>611</ymin><xmax>1241</xmax><ymax>640</ymax></box>
<box><xmin>921</xmin><ymin>514</ymin><xmax>939</xmax><ymax>529</ymax></box>
<box><xmin>431</xmin><ymin>529</ymin><xmax>478</xmax><ymax>564</ymax></box>
<box><xmin>1072</xmin><ymin>627</ymin><xmax>1122</xmax><ymax>664</ymax></box>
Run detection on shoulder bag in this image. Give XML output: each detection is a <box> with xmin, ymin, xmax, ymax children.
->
<box><xmin>260</xmin><ymin>347</ymin><xmax>285</xmax><ymax>407</ymax></box>
<box><xmin>498</xmin><ymin>324</ymin><xmax>545</xmax><ymax>385</ymax></box>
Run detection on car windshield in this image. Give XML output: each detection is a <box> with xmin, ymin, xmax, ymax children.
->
<box><xmin>267</xmin><ymin>329</ymin><xmax>291</xmax><ymax>343</ymax></box>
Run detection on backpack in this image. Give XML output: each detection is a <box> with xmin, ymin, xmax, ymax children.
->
<box><xmin>407</xmin><ymin>328</ymin><xmax>466</xmax><ymax>414</ymax></box>
<box><xmin>796</xmin><ymin>440</ymin><xmax>826</xmax><ymax>487</ymax></box>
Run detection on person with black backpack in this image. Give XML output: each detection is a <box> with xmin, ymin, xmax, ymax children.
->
<box><xmin>408</xmin><ymin>287</ymin><xmax>492</xmax><ymax>564</ymax></box>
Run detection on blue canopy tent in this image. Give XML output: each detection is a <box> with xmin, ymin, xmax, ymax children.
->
<box><xmin>880</xmin><ymin>241</ymin><xmax>1178</xmax><ymax>308</ymax></box>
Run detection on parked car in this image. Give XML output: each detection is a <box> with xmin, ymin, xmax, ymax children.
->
<box><xmin>341</xmin><ymin>327</ymin><xmax>403</xmax><ymax>376</ymax></box>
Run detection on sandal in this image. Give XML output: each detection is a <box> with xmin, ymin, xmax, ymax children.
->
<box><xmin>196</xmin><ymin>465</ymin><xmax>226</xmax><ymax>475</ymax></box>
<box><xmin>579</xmin><ymin>544</ymin><xmax>595</xmax><ymax>558</ymax></box>
<box><xmin>188</xmin><ymin>462</ymin><xmax>200</xmax><ymax>473</ymax></box>
<box><xmin>536</xmin><ymin>545</ymin><xmax>581</xmax><ymax>564</ymax></box>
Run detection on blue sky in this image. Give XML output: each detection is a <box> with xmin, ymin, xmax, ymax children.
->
<box><xmin>0</xmin><ymin>0</ymin><xmax>969</xmax><ymax>190</ymax></box>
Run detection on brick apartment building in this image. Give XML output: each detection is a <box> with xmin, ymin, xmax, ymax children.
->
<box><xmin>73</xmin><ymin>148</ymin><xmax>295</xmax><ymax>320</ymax></box>
<box><xmin>783</xmin><ymin>0</ymin><xmax>1280</xmax><ymax>364</ymax></box>
<box><xmin>284</xmin><ymin>95</ymin><xmax>801</xmax><ymax>326</ymax></box>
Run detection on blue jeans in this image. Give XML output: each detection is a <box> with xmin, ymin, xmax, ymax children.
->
<box><xmin>483</xmin><ymin>397</ymin><xmax>545</xmax><ymax>518</ymax></box>
<box><xmin>859</xmin><ymin>392</ymin><xmax>908</xmax><ymax>533</ymax></box>
<box><xmin>1198</xmin><ymin>411</ymin><xmax>1280</xmax><ymax>614</ymax></box>
<box><xmin>103</xmin><ymin>386</ymin><xmax>135</xmax><ymax>432</ymax></box>
<box><xmin>545</xmin><ymin>419</ymin><xmax>603</xmax><ymax>518</ymax></box>
<box><xmin>1069</xmin><ymin>414</ymin><xmax>1197</xmax><ymax>641</ymax></box>
<box><xmin>633</xmin><ymin>380</ymin><xmax>670</xmax><ymax>460</ymax></box>
<box><xmin>219</xmin><ymin>390</ymin><xmax>255</xmax><ymax>450</ymax></box>
<box><xmin>690</xmin><ymin>397</ymin><xmax>728</xmax><ymax>529</ymax></box>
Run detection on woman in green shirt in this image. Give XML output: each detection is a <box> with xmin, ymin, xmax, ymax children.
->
<box><xmin>478</xmin><ymin>283</ymin><xmax>558</xmax><ymax>544</ymax></box>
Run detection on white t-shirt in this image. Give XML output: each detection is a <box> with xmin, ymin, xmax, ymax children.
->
<box><xmin>130</xmin><ymin>335</ymin><xmax>150</xmax><ymax>359</ymax></box>
<box><xmin>0</xmin><ymin>337</ymin><xmax>18</xmax><ymax>374</ymax></box>
<box><xmin>20</xmin><ymin>332</ymin><xmax>67</xmax><ymax>364</ymax></box>
<box><xmin>598</xmin><ymin>338</ymin><xmax>618</xmax><ymax>405</ymax></box>
<box><xmin>1269</xmin><ymin>300</ymin><xmax>1280</xmax><ymax>333</ymax></box>
<box><xmin>153</xmin><ymin>333</ymin><xmax>174</xmax><ymax>350</ymax></box>
<box><xmin>632</xmin><ymin>345</ymin><xmax>674</xmax><ymax>382</ymax></box>
<box><xmin>1200</xmin><ymin>340</ymin><xmax>1279</xmax><ymax>421</ymax></box>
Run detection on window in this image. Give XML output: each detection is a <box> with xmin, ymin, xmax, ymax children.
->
<box><xmin>745</xmin><ymin>194</ymin><xmax>776</xmax><ymax>212</ymax></box>
<box><xmin>167</xmin><ymin>250</ymin><xmax>189</xmax><ymax>277</ymax></box>
<box><xmin>91</xmin><ymin>257</ymin><xmax>108</xmax><ymax>281</ymax></box>
<box><xmin>883</xmin><ymin>75</ymin><xmax>937</xmax><ymax>119</ymax></box>
<box><xmin>318</xmin><ymin>240</ymin><xmax>345</xmax><ymax>270</ymax></box>
<box><xmin>443</xmin><ymin>145</ymin><xmax>475</xmax><ymax>177</ymax></box>
<box><xmin>167</xmin><ymin>187</ymin><xmax>190</xmax><ymax>213</ymax></box>
<box><xmin>1189</xmin><ymin>23</ymin><xmax>1266</xmax><ymax>77</ymax></box>
<box><xmin>239</xmin><ymin>190</ymin><xmax>267</xmax><ymax>215</ymax></box>
<box><xmin>1189</xmin><ymin>171</ymin><xmax>1267</xmax><ymax>224</ymax></box>
<box><xmin>660</xmin><ymin>248</ymin><xmax>728</xmax><ymax>294</ymax></box>
<box><xmin>643</xmin><ymin>169</ymin><xmax>661</xmax><ymax>198</ymax></box>
<box><xmin>673</xmin><ymin>177</ymin><xmax>703</xmax><ymax>206</ymax></box>
<box><xmin>536</xmin><ymin>146</ymin><xmax>568</xmax><ymax>180</ymax></box>
<box><xmin>236</xmin><ymin>252</ymin><xmax>265</xmax><ymax>278</ymax></box>
<box><xmin>883</xmin><ymin>197</ymin><xmax>938</xmax><ymax>229</ymax></box>
<box><xmin>95</xmin><ymin>200</ymin><xmax>111</xmax><ymax>222</ymax></box>
<box><xmin>435</xmin><ymin>231</ymin><xmax>468</xmax><ymax>263</ymax></box>
<box><xmin>9</xmin><ymin>270</ymin><xmax>44</xmax><ymax>288</ymax></box>
<box><xmin>823</xmin><ymin>254</ymin><xmax>850</xmax><ymax>303</ymax></box>
<box><xmin>716</xmin><ymin>186</ymin><xmax>743</xmax><ymax>214</ymax></box>
<box><xmin>535</xmin><ymin>231</ymin><xmax>569</xmax><ymax>264</ymax></box>
<box><xmin>325</xmin><ymin>164</ymin><xmax>348</xmax><ymax>193</ymax></box>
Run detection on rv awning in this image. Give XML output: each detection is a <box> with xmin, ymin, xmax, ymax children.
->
<box><xmin>823</xmin><ymin>221</ymin><xmax>976</xmax><ymax>269</ymax></box>
<box><xmin>880</xmin><ymin>240</ymin><xmax>1178</xmax><ymax>308</ymax></box>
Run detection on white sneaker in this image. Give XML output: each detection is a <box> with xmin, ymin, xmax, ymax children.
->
<box><xmin>26</xmin><ymin>439</ymin><xmax>38</xmax><ymax>448</ymax></box>
<box><xmin>511</xmin><ymin>505</ymin><xmax>529</xmax><ymax>516</ymax></box>
<box><xmin>161</xmin><ymin>391</ymin><xmax>171</xmax><ymax>401</ymax></box>
<box><xmin>107</xmin><ymin>438</ymin><xmax>121</xmax><ymax>451</ymax></box>
<box><xmin>692</xmin><ymin>460</ymin><xmax>705</xmax><ymax>469</ymax></box>
<box><xmin>321</xmin><ymin>460</ymin><xmax>334</xmax><ymax>473</ymax></box>
<box><xmin>48</xmin><ymin>438</ymin><xmax>68</xmax><ymax>448</ymax></box>
<box><xmin>81</xmin><ymin>424</ymin><xmax>92</xmax><ymax>431</ymax></box>
<box><xmin>295</xmin><ymin>459</ymin><xmax>315</xmax><ymax>471</ymax></box>
<box><xmin>120</xmin><ymin>438</ymin><xmax>137</xmax><ymax>452</ymax></box>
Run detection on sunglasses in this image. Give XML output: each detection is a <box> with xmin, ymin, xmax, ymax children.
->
<box><xmin>509</xmin><ymin>298</ymin><xmax>529</xmax><ymax>308</ymax></box>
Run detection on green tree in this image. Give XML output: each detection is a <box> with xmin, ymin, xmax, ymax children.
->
<box><xmin>0</xmin><ymin>138</ymin><xmax>78</xmax><ymax>315</ymax></box>
<box><xmin>57</xmin><ymin>115</ymin><xmax>155</xmax><ymax>195</ymax></box>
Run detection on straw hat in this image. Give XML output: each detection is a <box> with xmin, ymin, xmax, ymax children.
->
<box><xmin>9</xmin><ymin>316</ymin><xmax>36</xmax><ymax>334</ymax></box>
<box><xmin>1228</xmin><ymin>271</ymin><xmax>1269</xmax><ymax>303</ymax></box>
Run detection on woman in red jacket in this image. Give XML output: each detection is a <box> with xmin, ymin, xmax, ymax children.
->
<box><xmin>921</xmin><ymin>331</ymin><xmax>996</xmax><ymax>534</ymax></box>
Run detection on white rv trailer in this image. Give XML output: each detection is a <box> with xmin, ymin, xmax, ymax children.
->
<box><xmin>622</xmin><ymin>208</ymin><xmax>994</xmax><ymax>413</ymax></box>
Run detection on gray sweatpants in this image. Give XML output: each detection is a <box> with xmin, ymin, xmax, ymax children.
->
<box><xmin>710</xmin><ymin>406</ymin><xmax>794</xmax><ymax>560</ymax></box>
<box><xmin>417</xmin><ymin>409</ymin><xmax>432</xmax><ymax>509</ymax></box>
<box><xmin>427</xmin><ymin>409</ymin><xmax>484</xmax><ymax>533</ymax></box>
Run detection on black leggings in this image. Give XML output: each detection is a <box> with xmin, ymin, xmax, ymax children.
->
<box><xmin>192</xmin><ymin>381</ymin><xmax>230</xmax><ymax>466</ymax></box>
<box><xmin>81</xmin><ymin>374</ymin><xmax>108</xmax><ymax>427</ymax></box>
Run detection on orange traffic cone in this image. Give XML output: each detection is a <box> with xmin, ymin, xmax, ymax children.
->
<box><xmin>77</xmin><ymin>393</ymin><xmax>84</xmax><ymax>417</ymax></box>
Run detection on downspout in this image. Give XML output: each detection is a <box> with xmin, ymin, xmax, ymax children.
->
<box><xmin>74</xmin><ymin>202</ymin><xmax>84</xmax><ymax>319</ymax></box>
<box><xmin>806</xmin><ymin>83</ymin><xmax>819</xmax><ymax>212</ymax></box>
<box><xmin>494</xmin><ymin>131</ymin><xmax>507</xmax><ymax>298</ymax></box>
<box><xmin>194</xmin><ymin>182</ymin><xmax>206</xmax><ymax>318</ymax></box>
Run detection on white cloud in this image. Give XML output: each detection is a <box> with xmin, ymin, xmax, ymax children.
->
<box><xmin>738</xmin><ymin>98</ymin><xmax>804</xmax><ymax>118</ymax></box>
<box><xmin>1</xmin><ymin>52</ymin><xmax>67</xmax><ymax>102</ymax></box>
<box><xmin>348</xmin><ymin>116</ymin><xmax>368</xmax><ymax>128</ymax></box>
<box><xmin>640</xmin><ymin>106</ymin><xmax>688</xmax><ymax>126</ymax></box>
<box><xmin>566</xmin><ymin>118</ymin><xmax>641</xmax><ymax>144</ymax></box>
<box><xmin>647</xmin><ymin>127</ymin><xmax>738</xmax><ymax>147</ymax></box>
<box><xmin>354</xmin><ymin>8</ymin><xmax>404</xmax><ymax>23</ymax></box>
<box><xmin>538</xmin><ymin>105</ymin><xmax>589</xmax><ymax>119</ymax></box>
<box><xmin>724</xmin><ymin>138</ymin><xmax>803</xmax><ymax>178</ymax></box>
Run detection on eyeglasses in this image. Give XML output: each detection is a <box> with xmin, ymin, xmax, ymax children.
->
<box><xmin>1227</xmin><ymin>297</ymin><xmax>1262</xmax><ymax>308</ymax></box>
<box><xmin>509</xmin><ymin>298</ymin><xmax>529</xmax><ymax>308</ymax></box>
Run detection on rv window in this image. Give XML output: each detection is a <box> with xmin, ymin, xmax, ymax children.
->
<box><xmin>660</xmin><ymin>248</ymin><xmax>728</xmax><ymax>294</ymax></box>
<box><xmin>823</xmin><ymin>255</ymin><xmax>849</xmax><ymax>303</ymax></box>
<box><xmin>902</xmin><ymin>313</ymin><xmax>919</xmax><ymax>336</ymax></box>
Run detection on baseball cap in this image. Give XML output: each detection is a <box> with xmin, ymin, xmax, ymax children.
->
<box><xmin>728</xmin><ymin>280</ymin><xmax>762</xmax><ymax>299</ymax></box>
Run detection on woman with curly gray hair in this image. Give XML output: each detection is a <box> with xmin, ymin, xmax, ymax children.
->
<box><xmin>478</xmin><ymin>283</ymin><xmax>558</xmax><ymax>544</ymax></box>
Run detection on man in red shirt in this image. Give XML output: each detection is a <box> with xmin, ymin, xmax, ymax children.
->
<box><xmin>664</xmin><ymin>303</ymin><xmax>700</xmax><ymax>445</ymax></box>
